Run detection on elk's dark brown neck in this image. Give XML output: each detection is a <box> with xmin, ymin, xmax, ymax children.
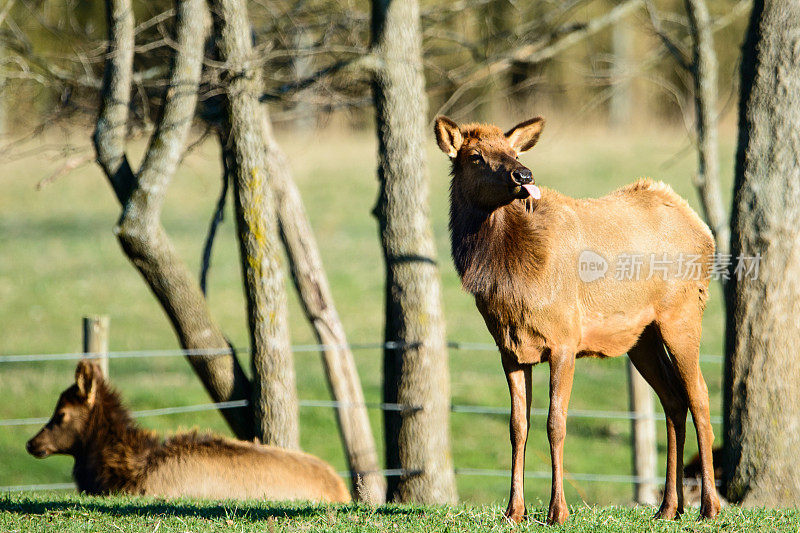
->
<box><xmin>449</xmin><ymin>185</ymin><xmax>548</xmax><ymax>298</ymax></box>
<box><xmin>73</xmin><ymin>385</ymin><xmax>158</xmax><ymax>494</ymax></box>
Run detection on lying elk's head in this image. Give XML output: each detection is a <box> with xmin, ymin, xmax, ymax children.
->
<box><xmin>434</xmin><ymin>116</ymin><xmax>545</xmax><ymax>210</ymax></box>
<box><xmin>26</xmin><ymin>360</ymin><xmax>100</xmax><ymax>458</ymax></box>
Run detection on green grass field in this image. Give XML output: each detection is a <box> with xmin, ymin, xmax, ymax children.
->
<box><xmin>3</xmin><ymin>493</ymin><xmax>799</xmax><ymax>532</ymax></box>
<box><xmin>0</xmin><ymin>124</ymin><xmax>734</xmax><ymax>509</ymax></box>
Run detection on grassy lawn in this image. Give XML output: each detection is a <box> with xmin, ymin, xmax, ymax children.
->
<box><xmin>3</xmin><ymin>493</ymin><xmax>799</xmax><ymax>532</ymax></box>
<box><xmin>0</xmin><ymin>124</ymin><xmax>734</xmax><ymax>507</ymax></box>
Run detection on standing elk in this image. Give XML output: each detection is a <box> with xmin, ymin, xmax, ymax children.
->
<box><xmin>26</xmin><ymin>360</ymin><xmax>351</xmax><ymax>503</ymax></box>
<box><xmin>434</xmin><ymin>116</ymin><xmax>720</xmax><ymax>524</ymax></box>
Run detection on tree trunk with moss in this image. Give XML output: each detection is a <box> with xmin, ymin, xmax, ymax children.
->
<box><xmin>209</xmin><ymin>0</ymin><xmax>299</xmax><ymax>449</ymax></box>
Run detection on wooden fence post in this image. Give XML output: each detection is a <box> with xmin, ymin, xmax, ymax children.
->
<box><xmin>627</xmin><ymin>357</ymin><xmax>658</xmax><ymax>504</ymax></box>
<box><xmin>83</xmin><ymin>316</ymin><xmax>110</xmax><ymax>379</ymax></box>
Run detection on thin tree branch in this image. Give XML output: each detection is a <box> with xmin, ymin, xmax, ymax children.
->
<box><xmin>260</xmin><ymin>52</ymin><xmax>380</xmax><ymax>102</ymax></box>
<box><xmin>35</xmin><ymin>153</ymin><xmax>94</xmax><ymax>190</ymax></box>
<box><xmin>685</xmin><ymin>0</ymin><xmax>730</xmax><ymax>258</ymax></box>
<box><xmin>200</xmin><ymin>150</ymin><xmax>229</xmax><ymax>296</ymax></box>
<box><xmin>93</xmin><ymin>0</ymin><xmax>136</xmax><ymax>204</ymax></box>
<box><xmin>508</xmin><ymin>0</ymin><xmax>645</xmax><ymax>66</ymax></box>
<box><xmin>631</xmin><ymin>0</ymin><xmax>750</xmax><ymax>78</ymax></box>
<box><xmin>645</xmin><ymin>0</ymin><xmax>692</xmax><ymax>71</ymax></box>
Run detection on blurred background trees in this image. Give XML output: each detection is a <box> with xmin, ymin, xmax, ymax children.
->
<box><xmin>0</xmin><ymin>0</ymin><xmax>750</xmax><ymax>138</ymax></box>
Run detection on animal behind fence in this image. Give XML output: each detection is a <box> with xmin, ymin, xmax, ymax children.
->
<box><xmin>26</xmin><ymin>360</ymin><xmax>351</xmax><ymax>503</ymax></box>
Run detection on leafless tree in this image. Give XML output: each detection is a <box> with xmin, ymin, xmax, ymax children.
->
<box><xmin>91</xmin><ymin>0</ymin><xmax>385</xmax><ymax>501</ymax></box>
<box><xmin>370</xmin><ymin>0</ymin><xmax>458</xmax><ymax>504</ymax></box>
<box><xmin>93</xmin><ymin>0</ymin><xmax>256</xmax><ymax>439</ymax></box>
<box><xmin>724</xmin><ymin>0</ymin><xmax>800</xmax><ymax>506</ymax></box>
<box><xmin>208</xmin><ymin>0</ymin><xmax>386</xmax><ymax>499</ymax></box>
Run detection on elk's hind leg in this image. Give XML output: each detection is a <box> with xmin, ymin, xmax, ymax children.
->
<box><xmin>627</xmin><ymin>324</ymin><xmax>688</xmax><ymax>520</ymax></box>
<box><xmin>658</xmin><ymin>315</ymin><xmax>721</xmax><ymax>520</ymax></box>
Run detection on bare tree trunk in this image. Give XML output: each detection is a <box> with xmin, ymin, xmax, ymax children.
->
<box><xmin>685</xmin><ymin>0</ymin><xmax>729</xmax><ymax>257</ymax></box>
<box><xmin>609</xmin><ymin>18</ymin><xmax>632</xmax><ymax>128</ymax></box>
<box><xmin>724</xmin><ymin>0</ymin><xmax>800</xmax><ymax>506</ymax></box>
<box><xmin>265</xmin><ymin>113</ymin><xmax>386</xmax><ymax>502</ymax></box>
<box><xmin>0</xmin><ymin>39</ymin><xmax>7</xmax><ymax>136</ymax></box>
<box><xmin>290</xmin><ymin>27</ymin><xmax>315</xmax><ymax>131</ymax></box>
<box><xmin>370</xmin><ymin>0</ymin><xmax>457</xmax><ymax>504</ymax></box>
<box><xmin>94</xmin><ymin>0</ymin><xmax>255</xmax><ymax>440</ymax></box>
<box><xmin>209</xmin><ymin>0</ymin><xmax>299</xmax><ymax>449</ymax></box>
<box><xmin>0</xmin><ymin>0</ymin><xmax>12</xmax><ymax>136</ymax></box>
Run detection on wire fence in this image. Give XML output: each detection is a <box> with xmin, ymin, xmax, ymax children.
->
<box><xmin>0</xmin><ymin>342</ymin><xmax>725</xmax><ymax>365</ymax></box>
<box><xmin>2</xmin><ymin>473</ymin><xmax>713</xmax><ymax>493</ymax></box>
<box><xmin>0</xmin><ymin>341</ymin><xmax>725</xmax><ymax>494</ymax></box>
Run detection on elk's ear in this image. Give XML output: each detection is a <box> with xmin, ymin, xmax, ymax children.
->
<box><xmin>505</xmin><ymin>117</ymin><xmax>545</xmax><ymax>154</ymax></box>
<box><xmin>434</xmin><ymin>116</ymin><xmax>463</xmax><ymax>158</ymax></box>
<box><xmin>75</xmin><ymin>359</ymin><xmax>98</xmax><ymax>405</ymax></box>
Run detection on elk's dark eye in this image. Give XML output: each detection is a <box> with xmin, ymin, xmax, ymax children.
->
<box><xmin>469</xmin><ymin>153</ymin><xmax>483</xmax><ymax>164</ymax></box>
<box><xmin>53</xmin><ymin>412</ymin><xmax>64</xmax><ymax>424</ymax></box>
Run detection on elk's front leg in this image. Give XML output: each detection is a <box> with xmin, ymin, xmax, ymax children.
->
<box><xmin>546</xmin><ymin>348</ymin><xmax>575</xmax><ymax>525</ymax></box>
<box><xmin>502</xmin><ymin>355</ymin><xmax>532</xmax><ymax>523</ymax></box>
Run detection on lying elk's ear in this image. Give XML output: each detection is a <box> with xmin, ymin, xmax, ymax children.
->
<box><xmin>505</xmin><ymin>117</ymin><xmax>545</xmax><ymax>154</ymax></box>
<box><xmin>75</xmin><ymin>359</ymin><xmax>98</xmax><ymax>405</ymax></box>
<box><xmin>434</xmin><ymin>116</ymin><xmax>463</xmax><ymax>158</ymax></box>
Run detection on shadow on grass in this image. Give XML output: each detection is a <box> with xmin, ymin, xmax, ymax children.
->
<box><xmin>0</xmin><ymin>495</ymin><xmax>429</xmax><ymax>523</ymax></box>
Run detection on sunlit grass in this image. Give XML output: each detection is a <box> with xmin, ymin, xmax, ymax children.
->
<box><xmin>3</xmin><ymin>493</ymin><xmax>798</xmax><ymax>533</ymax></box>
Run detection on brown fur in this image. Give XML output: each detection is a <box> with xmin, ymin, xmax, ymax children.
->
<box><xmin>26</xmin><ymin>361</ymin><xmax>351</xmax><ymax>503</ymax></box>
<box><xmin>436</xmin><ymin>116</ymin><xmax>721</xmax><ymax>524</ymax></box>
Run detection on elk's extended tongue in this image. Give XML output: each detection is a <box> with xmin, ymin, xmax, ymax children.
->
<box><xmin>522</xmin><ymin>183</ymin><xmax>541</xmax><ymax>200</ymax></box>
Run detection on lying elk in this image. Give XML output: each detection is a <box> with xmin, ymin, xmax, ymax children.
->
<box><xmin>434</xmin><ymin>116</ymin><xmax>719</xmax><ymax>524</ymax></box>
<box><xmin>26</xmin><ymin>360</ymin><xmax>351</xmax><ymax>503</ymax></box>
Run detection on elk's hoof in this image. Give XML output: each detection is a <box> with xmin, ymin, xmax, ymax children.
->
<box><xmin>699</xmin><ymin>497</ymin><xmax>721</xmax><ymax>520</ymax></box>
<box><xmin>546</xmin><ymin>504</ymin><xmax>569</xmax><ymax>525</ymax></box>
<box><xmin>653</xmin><ymin>504</ymin><xmax>682</xmax><ymax>520</ymax></box>
<box><xmin>503</xmin><ymin>505</ymin><xmax>525</xmax><ymax>524</ymax></box>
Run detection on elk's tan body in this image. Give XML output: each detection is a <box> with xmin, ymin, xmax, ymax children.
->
<box><xmin>436</xmin><ymin>116</ymin><xmax>720</xmax><ymax>525</ymax></box>
<box><xmin>467</xmin><ymin>181</ymin><xmax>714</xmax><ymax>365</ymax></box>
<box><xmin>137</xmin><ymin>435</ymin><xmax>350</xmax><ymax>501</ymax></box>
<box><xmin>26</xmin><ymin>361</ymin><xmax>351</xmax><ymax>503</ymax></box>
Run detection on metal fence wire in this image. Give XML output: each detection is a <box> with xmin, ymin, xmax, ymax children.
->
<box><xmin>0</xmin><ymin>342</ymin><xmax>724</xmax><ymax>494</ymax></box>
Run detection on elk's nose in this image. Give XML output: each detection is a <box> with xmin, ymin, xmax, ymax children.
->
<box><xmin>25</xmin><ymin>440</ymin><xmax>35</xmax><ymax>454</ymax></box>
<box><xmin>512</xmin><ymin>168</ymin><xmax>532</xmax><ymax>185</ymax></box>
